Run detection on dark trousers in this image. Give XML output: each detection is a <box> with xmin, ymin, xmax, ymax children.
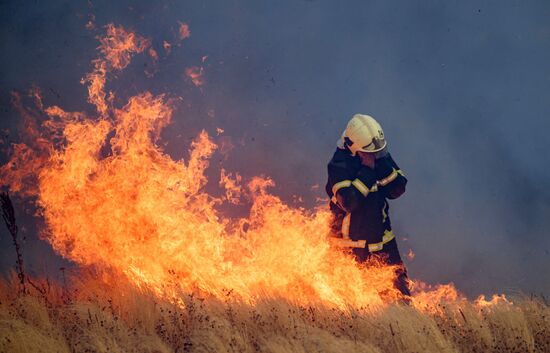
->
<box><xmin>351</xmin><ymin>238</ymin><xmax>411</xmax><ymax>297</ymax></box>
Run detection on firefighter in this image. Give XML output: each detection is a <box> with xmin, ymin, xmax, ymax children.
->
<box><xmin>326</xmin><ymin>114</ymin><xmax>411</xmax><ymax>298</ymax></box>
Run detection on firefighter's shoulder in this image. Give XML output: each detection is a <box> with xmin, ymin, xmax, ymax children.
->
<box><xmin>328</xmin><ymin>148</ymin><xmax>356</xmax><ymax>171</ymax></box>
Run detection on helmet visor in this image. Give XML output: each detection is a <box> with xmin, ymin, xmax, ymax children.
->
<box><xmin>359</xmin><ymin>136</ymin><xmax>386</xmax><ymax>153</ymax></box>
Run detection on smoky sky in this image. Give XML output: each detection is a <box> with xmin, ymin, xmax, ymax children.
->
<box><xmin>1</xmin><ymin>0</ymin><xmax>549</xmax><ymax>297</ymax></box>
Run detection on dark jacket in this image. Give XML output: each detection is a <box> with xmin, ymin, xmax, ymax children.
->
<box><xmin>325</xmin><ymin>147</ymin><xmax>407</xmax><ymax>246</ymax></box>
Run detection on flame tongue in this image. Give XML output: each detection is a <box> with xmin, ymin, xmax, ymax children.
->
<box><xmin>1</xmin><ymin>23</ymin><xmax>482</xmax><ymax>310</ymax></box>
<box><xmin>39</xmin><ymin>94</ymin><xmax>388</xmax><ymax>306</ymax></box>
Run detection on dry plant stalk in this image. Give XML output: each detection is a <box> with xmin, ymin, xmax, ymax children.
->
<box><xmin>0</xmin><ymin>275</ymin><xmax>549</xmax><ymax>353</ymax></box>
<box><xmin>0</xmin><ymin>191</ymin><xmax>26</xmax><ymax>292</ymax></box>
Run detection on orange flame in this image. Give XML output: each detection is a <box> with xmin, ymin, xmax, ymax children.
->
<box><xmin>81</xmin><ymin>24</ymin><xmax>150</xmax><ymax>115</ymax></box>
<box><xmin>1</xmin><ymin>23</ymin><xmax>506</xmax><ymax>311</ymax></box>
<box><xmin>36</xmin><ymin>93</ymin><xmax>399</xmax><ymax>307</ymax></box>
<box><xmin>178</xmin><ymin>22</ymin><xmax>191</xmax><ymax>40</ymax></box>
<box><xmin>219</xmin><ymin>168</ymin><xmax>243</xmax><ymax>204</ymax></box>
<box><xmin>185</xmin><ymin>66</ymin><xmax>204</xmax><ymax>87</ymax></box>
<box><xmin>475</xmin><ymin>294</ymin><xmax>510</xmax><ymax>308</ymax></box>
<box><xmin>411</xmin><ymin>282</ymin><xmax>463</xmax><ymax>312</ymax></box>
<box><xmin>162</xmin><ymin>40</ymin><xmax>171</xmax><ymax>54</ymax></box>
<box><xmin>0</xmin><ymin>89</ymin><xmax>54</xmax><ymax>197</ymax></box>
<box><xmin>148</xmin><ymin>48</ymin><xmax>159</xmax><ymax>62</ymax></box>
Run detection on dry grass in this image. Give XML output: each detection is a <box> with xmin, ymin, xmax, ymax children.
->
<box><xmin>0</xmin><ymin>273</ymin><xmax>548</xmax><ymax>353</ymax></box>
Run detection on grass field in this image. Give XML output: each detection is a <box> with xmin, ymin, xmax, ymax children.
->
<box><xmin>1</xmin><ymin>273</ymin><xmax>549</xmax><ymax>353</ymax></box>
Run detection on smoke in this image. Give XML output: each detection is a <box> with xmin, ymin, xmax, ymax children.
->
<box><xmin>1</xmin><ymin>0</ymin><xmax>549</xmax><ymax>297</ymax></box>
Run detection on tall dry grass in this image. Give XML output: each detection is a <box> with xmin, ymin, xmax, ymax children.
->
<box><xmin>0</xmin><ymin>272</ymin><xmax>548</xmax><ymax>353</ymax></box>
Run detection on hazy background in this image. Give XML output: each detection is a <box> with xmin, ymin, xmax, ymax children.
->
<box><xmin>1</xmin><ymin>0</ymin><xmax>549</xmax><ymax>297</ymax></box>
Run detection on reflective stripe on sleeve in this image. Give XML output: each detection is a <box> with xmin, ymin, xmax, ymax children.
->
<box><xmin>331</xmin><ymin>180</ymin><xmax>352</xmax><ymax>206</ymax></box>
<box><xmin>377</xmin><ymin>169</ymin><xmax>399</xmax><ymax>186</ymax></box>
<box><xmin>331</xmin><ymin>179</ymin><xmax>377</xmax><ymax>204</ymax></box>
<box><xmin>332</xmin><ymin>180</ymin><xmax>352</xmax><ymax>196</ymax></box>
<box><xmin>351</xmin><ymin>178</ymin><xmax>378</xmax><ymax>196</ymax></box>
<box><xmin>351</xmin><ymin>178</ymin><xmax>369</xmax><ymax>196</ymax></box>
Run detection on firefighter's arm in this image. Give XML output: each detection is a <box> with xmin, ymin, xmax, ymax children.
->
<box><xmin>375</xmin><ymin>153</ymin><xmax>407</xmax><ymax>199</ymax></box>
<box><xmin>331</xmin><ymin>166</ymin><xmax>378</xmax><ymax>213</ymax></box>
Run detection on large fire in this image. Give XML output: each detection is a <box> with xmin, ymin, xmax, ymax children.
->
<box><xmin>0</xmin><ymin>24</ymin><xmax>504</xmax><ymax>311</ymax></box>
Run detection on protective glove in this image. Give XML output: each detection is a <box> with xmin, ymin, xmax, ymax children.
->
<box><xmin>374</xmin><ymin>154</ymin><xmax>395</xmax><ymax>180</ymax></box>
<box><xmin>355</xmin><ymin>165</ymin><xmax>378</xmax><ymax>190</ymax></box>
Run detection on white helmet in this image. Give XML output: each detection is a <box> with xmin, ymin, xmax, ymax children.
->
<box><xmin>343</xmin><ymin>114</ymin><xmax>386</xmax><ymax>155</ymax></box>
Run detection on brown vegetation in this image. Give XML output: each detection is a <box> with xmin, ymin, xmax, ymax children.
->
<box><xmin>0</xmin><ymin>272</ymin><xmax>548</xmax><ymax>353</ymax></box>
